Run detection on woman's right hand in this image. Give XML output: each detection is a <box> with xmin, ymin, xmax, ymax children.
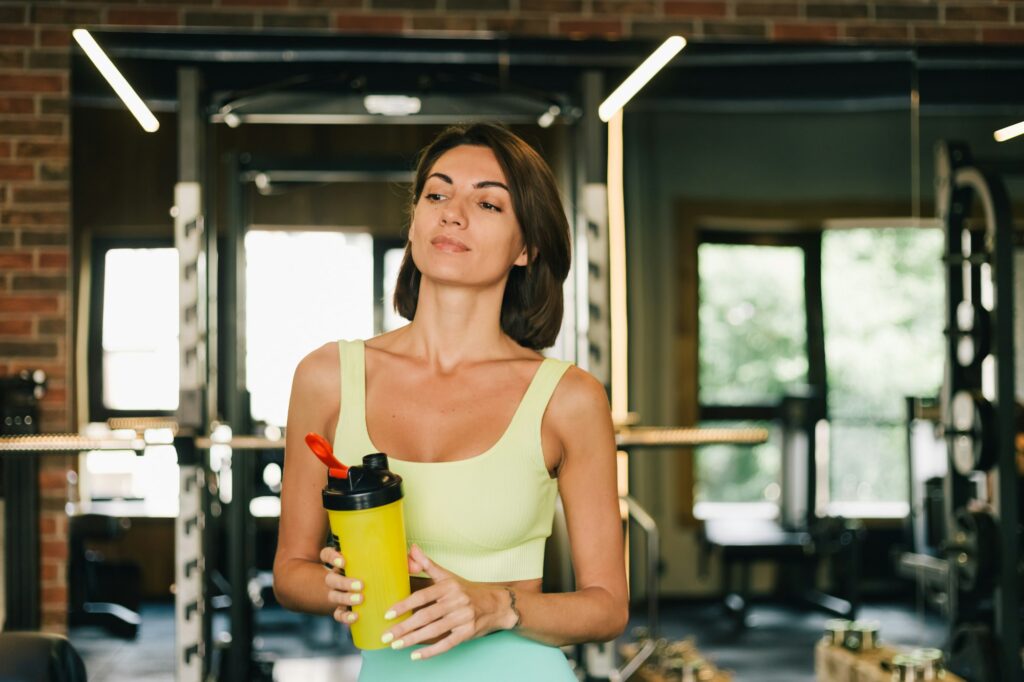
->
<box><xmin>320</xmin><ymin>546</ymin><xmax>364</xmax><ymax>625</ymax></box>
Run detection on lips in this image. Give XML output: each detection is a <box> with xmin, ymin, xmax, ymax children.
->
<box><xmin>431</xmin><ymin>235</ymin><xmax>470</xmax><ymax>252</ymax></box>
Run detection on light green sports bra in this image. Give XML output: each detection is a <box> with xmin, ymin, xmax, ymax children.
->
<box><xmin>332</xmin><ymin>339</ymin><xmax>573</xmax><ymax>583</ymax></box>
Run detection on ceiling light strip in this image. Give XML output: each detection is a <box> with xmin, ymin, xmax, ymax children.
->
<box><xmin>73</xmin><ymin>29</ymin><xmax>159</xmax><ymax>133</ymax></box>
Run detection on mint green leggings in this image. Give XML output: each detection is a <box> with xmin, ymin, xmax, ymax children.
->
<box><xmin>358</xmin><ymin>631</ymin><xmax>577</xmax><ymax>681</ymax></box>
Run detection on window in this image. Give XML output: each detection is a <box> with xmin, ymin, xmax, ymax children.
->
<box><xmin>696</xmin><ymin>240</ymin><xmax>812</xmax><ymax>514</ymax></box>
<box><xmin>85</xmin><ymin>241</ymin><xmax>180</xmax><ymax>513</ymax></box>
<box><xmin>245</xmin><ymin>230</ymin><xmax>375</xmax><ymax>427</ymax></box>
<box><xmin>822</xmin><ymin>227</ymin><xmax>944</xmax><ymax>513</ymax></box>
<box><xmin>89</xmin><ymin>243</ymin><xmax>179</xmax><ymax>417</ymax></box>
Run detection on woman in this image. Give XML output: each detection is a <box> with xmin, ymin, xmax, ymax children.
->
<box><xmin>273</xmin><ymin>123</ymin><xmax>628</xmax><ymax>680</ymax></box>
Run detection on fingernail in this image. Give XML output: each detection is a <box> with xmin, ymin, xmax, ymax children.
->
<box><xmin>391</xmin><ymin>639</ymin><xmax>405</xmax><ymax>650</ymax></box>
<box><xmin>384</xmin><ymin>610</ymin><xmax>396</xmax><ymax>620</ymax></box>
<box><xmin>410</xmin><ymin>652</ymin><xmax>422</xmax><ymax>661</ymax></box>
<box><xmin>381</xmin><ymin>632</ymin><xmax>394</xmax><ymax>644</ymax></box>
<box><xmin>344</xmin><ymin>612</ymin><xmax>357</xmax><ymax>624</ymax></box>
<box><xmin>350</xmin><ymin>593</ymin><xmax>362</xmax><ymax>605</ymax></box>
<box><xmin>350</xmin><ymin>580</ymin><xmax>363</xmax><ymax>591</ymax></box>
<box><xmin>332</xmin><ymin>558</ymin><xmax>343</xmax><ymax>568</ymax></box>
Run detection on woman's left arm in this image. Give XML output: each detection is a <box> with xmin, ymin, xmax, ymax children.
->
<box><xmin>382</xmin><ymin>367</ymin><xmax>629</xmax><ymax>659</ymax></box>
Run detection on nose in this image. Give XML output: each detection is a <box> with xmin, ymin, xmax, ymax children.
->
<box><xmin>440</xmin><ymin>198</ymin><xmax>466</xmax><ymax>227</ymax></box>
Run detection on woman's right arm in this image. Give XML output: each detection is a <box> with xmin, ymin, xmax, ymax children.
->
<box><xmin>272</xmin><ymin>345</ymin><xmax>362</xmax><ymax>621</ymax></box>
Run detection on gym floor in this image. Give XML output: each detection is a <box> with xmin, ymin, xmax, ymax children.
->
<box><xmin>69</xmin><ymin>598</ymin><xmax>947</xmax><ymax>681</ymax></box>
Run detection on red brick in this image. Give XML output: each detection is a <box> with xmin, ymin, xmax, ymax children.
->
<box><xmin>0</xmin><ymin>163</ymin><xmax>34</xmax><ymax>181</ymax></box>
<box><xmin>913</xmin><ymin>25</ymin><xmax>978</xmax><ymax>42</ymax></box>
<box><xmin>21</xmin><ymin>230</ymin><xmax>68</xmax><ymax>246</ymax></box>
<box><xmin>704</xmin><ymin>20</ymin><xmax>770</xmax><ymax>37</ymax></box>
<box><xmin>876</xmin><ymin>3</ymin><xmax>938</xmax><ymax>21</ymax></box>
<box><xmin>0</xmin><ymin>5</ymin><xmax>27</xmax><ymax>23</ymax></box>
<box><xmin>773</xmin><ymin>22</ymin><xmax>839</xmax><ymax>40</ymax></box>
<box><xmin>40</xmin><ymin>161</ymin><xmax>69</xmax><ymax>181</ymax></box>
<box><xmin>558</xmin><ymin>19</ymin><xmax>624</xmax><ymax>38</ymax></box>
<box><xmin>32</xmin><ymin>6</ymin><xmax>102</xmax><ymax>25</ymax></box>
<box><xmin>39</xmin><ymin>29</ymin><xmax>72</xmax><ymax>48</ymax></box>
<box><xmin>13</xmin><ymin>187</ymin><xmax>69</xmax><ymax>203</ymax></box>
<box><xmin>222</xmin><ymin>0</ymin><xmax>291</xmax><ymax>5</ymax></box>
<box><xmin>0</xmin><ymin>252</ymin><xmax>33</xmax><ymax>269</ymax></box>
<box><xmin>0</xmin><ymin>74</ymin><xmax>65</xmax><ymax>93</ymax></box>
<box><xmin>40</xmin><ymin>515</ymin><xmax>57</xmax><ymax>536</ymax></box>
<box><xmin>15</xmin><ymin>141</ymin><xmax>69</xmax><ymax>159</ymax></box>
<box><xmin>410</xmin><ymin>16</ymin><xmax>478</xmax><ymax>31</ymax></box>
<box><xmin>261</xmin><ymin>12</ymin><xmax>331</xmax><ymax>28</ymax></box>
<box><xmin>843</xmin><ymin>23</ymin><xmax>910</xmax><ymax>41</ymax></box>
<box><xmin>0</xmin><ymin>295</ymin><xmax>59</xmax><ymax>313</ymax></box>
<box><xmin>945</xmin><ymin>4</ymin><xmax>1009</xmax><ymax>23</ymax></box>
<box><xmin>184</xmin><ymin>10</ymin><xmax>256</xmax><ymax>27</ymax></box>
<box><xmin>631</xmin><ymin>18</ymin><xmax>698</xmax><ymax>38</ymax></box>
<box><xmin>592</xmin><ymin>0</ymin><xmax>657</xmax><ymax>14</ymax></box>
<box><xmin>334</xmin><ymin>14</ymin><xmax>406</xmax><ymax>32</ymax></box>
<box><xmin>41</xmin><ymin>562</ymin><xmax>59</xmax><ymax>583</ymax></box>
<box><xmin>0</xmin><ymin>27</ymin><xmax>34</xmax><ymax>46</ymax></box>
<box><xmin>38</xmin><ymin>317</ymin><xmax>65</xmax><ymax>335</ymax></box>
<box><xmin>38</xmin><ymin>252</ymin><xmax>69</xmax><ymax>270</ymax></box>
<box><xmin>40</xmin><ymin>386</ymin><xmax>67</xmax><ymax>405</ymax></box>
<box><xmin>12</xmin><ymin>273</ymin><xmax>67</xmax><ymax>290</ymax></box>
<box><xmin>106</xmin><ymin>8</ymin><xmax>182</xmax><ymax>26</ymax></box>
<box><xmin>483</xmin><ymin>16</ymin><xmax>551</xmax><ymax>34</ymax></box>
<box><xmin>41</xmin><ymin>584</ymin><xmax>68</xmax><ymax>605</ymax></box>
<box><xmin>0</xmin><ymin>319</ymin><xmax>32</xmax><ymax>335</ymax></box>
<box><xmin>40</xmin><ymin>98</ymin><xmax>68</xmax><ymax>115</ymax></box>
<box><xmin>0</xmin><ymin>340</ymin><xmax>59</xmax><ymax>359</ymax></box>
<box><xmin>27</xmin><ymin>51</ymin><xmax>69</xmax><ymax>70</ymax></box>
<box><xmin>0</xmin><ymin>120</ymin><xmax>64</xmax><ymax>136</ymax></box>
<box><xmin>981</xmin><ymin>27</ymin><xmax>1024</xmax><ymax>43</ymax></box>
<box><xmin>806</xmin><ymin>2</ymin><xmax>868</xmax><ymax>19</ymax></box>
<box><xmin>295</xmin><ymin>0</ymin><xmax>361</xmax><ymax>5</ymax></box>
<box><xmin>39</xmin><ymin>467</ymin><xmax>68</xmax><ymax>490</ymax></box>
<box><xmin>736</xmin><ymin>2</ymin><xmax>800</xmax><ymax>18</ymax></box>
<box><xmin>0</xmin><ymin>49</ymin><xmax>25</xmax><ymax>69</ymax></box>
<box><xmin>0</xmin><ymin>96</ymin><xmax>33</xmax><ymax>114</ymax></box>
<box><xmin>520</xmin><ymin>0</ymin><xmax>581</xmax><ymax>10</ymax></box>
<box><xmin>665</xmin><ymin>1</ymin><xmax>728</xmax><ymax>17</ymax></box>
<box><xmin>2</xmin><ymin>210</ymin><xmax>69</xmax><ymax>226</ymax></box>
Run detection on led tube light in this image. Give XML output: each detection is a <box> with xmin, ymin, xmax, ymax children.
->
<box><xmin>994</xmin><ymin>120</ymin><xmax>1024</xmax><ymax>143</ymax></box>
<box><xmin>598</xmin><ymin>36</ymin><xmax>686</xmax><ymax>122</ymax></box>
<box><xmin>73</xmin><ymin>29</ymin><xmax>159</xmax><ymax>133</ymax></box>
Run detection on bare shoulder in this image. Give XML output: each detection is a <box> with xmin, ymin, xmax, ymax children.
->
<box><xmin>545</xmin><ymin>365</ymin><xmax>612</xmax><ymax>436</ymax></box>
<box><xmin>291</xmin><ymin>341</ymin><xmax>341</xmax><ymax>404</ymax></box>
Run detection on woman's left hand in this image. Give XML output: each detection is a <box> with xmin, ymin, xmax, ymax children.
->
<box><xmin>381</xmin><ymin>544</ymin><xmax>512</xmax><ymax>661</ymax></box>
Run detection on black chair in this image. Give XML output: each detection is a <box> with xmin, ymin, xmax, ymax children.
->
<box><xmin>699</xmin><ymin>394</ymin><xmax>862</xmax><ymax>627</ymax></box>
<box><xmin>68</xmin><ymin>513</ymin><xmax>142</xmax><ymax>639</ymax></box>
<box><xmin>0</xmin><ymin>632</ymin><xmax>87</xmax><ymax>682</ymax></box>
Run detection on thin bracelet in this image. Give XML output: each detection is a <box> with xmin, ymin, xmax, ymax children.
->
<box><xmin>503</xmin><ymin>586</ymin><xmax>521</xmax><ymax>629</ymax></box>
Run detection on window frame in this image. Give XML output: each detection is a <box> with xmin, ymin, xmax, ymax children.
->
<box><xmin>695</xmin><ymin>228</ymin><xmax>828</xmax><ymax>520</ymax></box>
<box><xmin>87</xmin><ymin>236</ymin><xmax>178</xmax><ymax>422</ymax></box>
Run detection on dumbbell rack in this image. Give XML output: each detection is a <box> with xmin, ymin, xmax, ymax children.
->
<box><xmin>937</xmin><ymin>140</ymin><xmax>1022</xmax><ymax>682</ymax></box>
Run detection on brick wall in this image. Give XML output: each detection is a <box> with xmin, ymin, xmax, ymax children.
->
<box><xmin>0</xmin><ymin>0</ymin><xmax>1020</xmax><ymax>634</ymax></box>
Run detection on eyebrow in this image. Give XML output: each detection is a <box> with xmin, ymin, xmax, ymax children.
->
<box><xmin>427</xmin><ymin>172</ymin><xmax>510</xmax><ymax>193</ymax></box>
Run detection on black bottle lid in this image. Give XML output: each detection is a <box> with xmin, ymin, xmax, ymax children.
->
<box><xmin>322</xmin><ymin>453</ymin><xmax>403</xmax><ymax>511</ymax></box>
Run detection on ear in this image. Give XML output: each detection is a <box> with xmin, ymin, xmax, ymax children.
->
<box><xmin>513</xmin><ymin>244</ymin><xmax>530</xmax><ymax>267</ymax></box>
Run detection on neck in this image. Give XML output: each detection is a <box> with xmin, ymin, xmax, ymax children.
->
<box><xmin>397</xmin><ymin>277</ymin><xmax>516</xmax><ymax>372</ymax></box>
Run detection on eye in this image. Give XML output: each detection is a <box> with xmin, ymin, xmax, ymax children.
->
<box><xmin>424</xmin><ymin>193</ymin><xmax>445</xmax><ymax>202</ymax></box>
<box><xmin>479</xmin><ymin>201</ymin><xmax>502</xmax><ymax>213</ymax></box>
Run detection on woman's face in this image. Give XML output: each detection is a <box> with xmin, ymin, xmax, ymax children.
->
<box><xmin>409</xmin><ymin>144</ymin><xmax>528</xmax><ymax>288</ymax></box>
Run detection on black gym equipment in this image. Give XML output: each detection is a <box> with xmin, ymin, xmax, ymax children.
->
<box><xmin>935</xmin><ymin>141</ymin><xmax>1022</xmax><ymax>682</ymax></box>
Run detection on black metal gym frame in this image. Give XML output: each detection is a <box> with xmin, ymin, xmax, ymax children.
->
<box><xmin>937</xmin><ymin>140</ymin><xmax>1022</xmax><ymax>682</ymax></box>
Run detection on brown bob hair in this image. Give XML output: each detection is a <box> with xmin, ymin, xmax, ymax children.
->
<box><xmin>393</xmin><ymin>123</ymin><xmax>571</xmax><ymax>350</ymax></box>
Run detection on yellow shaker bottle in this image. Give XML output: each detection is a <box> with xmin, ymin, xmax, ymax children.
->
<box><xmin>322</xmin><ymin>453</ymin><xmax>410</xmax><ymax>649</ymax></box>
